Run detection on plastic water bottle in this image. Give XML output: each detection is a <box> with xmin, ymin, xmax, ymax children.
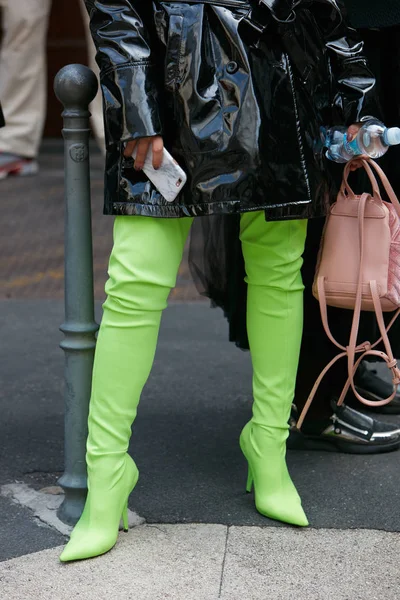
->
<box><xmin>322</xmin><ymin>118</ymin><xmax>400</xmax><ymax>163</ymax></box>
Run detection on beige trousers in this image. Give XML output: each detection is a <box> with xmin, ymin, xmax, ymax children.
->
<box><xmin>0</xmin><ymin>0</ymin><xmax>51</xmax><ymax>157</ymax></box>
<box><xmin>0</xmin><ymin>0</ymin><xmax>104</xmax><ymax>157</ymax></box>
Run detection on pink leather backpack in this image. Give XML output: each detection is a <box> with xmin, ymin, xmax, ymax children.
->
<box><xmin>297</xmin><ymin>157</ymin><xmax>400</xmax><ymax>429</ymax></box>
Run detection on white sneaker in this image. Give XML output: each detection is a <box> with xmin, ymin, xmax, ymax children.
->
<box><xmin>0</xmin><ymin>152</ymin><xmax>39</xmax><ymax>180</ymax></box>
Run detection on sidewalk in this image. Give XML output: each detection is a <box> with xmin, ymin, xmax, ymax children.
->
<box><xmin>1</xmin><ymin>524</ymin><xmax>398</xmax><ymax>600</ymax></box>
<box><xmin>1</xmin><ymin>145</ymin><xmax>399</xmax><ymax>599</ymax></box>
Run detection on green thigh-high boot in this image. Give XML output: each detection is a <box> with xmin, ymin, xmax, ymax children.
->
<box><xmin>239</xmin><ymin>211</ymin><xmax>308</xmax><ymax>526</ymax></box>
<box><xmin>60</xmin><ymin>215</ymin><xmax>193</xmax><ymax>562</ymax></box>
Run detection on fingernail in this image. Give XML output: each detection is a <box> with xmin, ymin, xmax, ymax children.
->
<box><xmin>134</xmin><ymin>164</ymin><xmax>142</xmax><ymax>171</ymax></box>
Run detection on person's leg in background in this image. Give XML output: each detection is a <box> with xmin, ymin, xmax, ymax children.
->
<box><xmin>347</xmin><ymin>25</ymin><xmax>400</xmax><ymax>411</ymax></box>
<box><xmin>0</xmin><ymin>0</ymin><xmax>51</xmax><ymax>178</ymax></box>
<box><xmin>291</xmin><ymin>216</ymin><xmax>400</xmax><ymax>454</ymax></box>
<box><xmin>239</xmin><ymin>211</ymin><xmax>308</xmax><ymax>526</ymax></box>
<box><xmin>60</xmin><ymin>215</ymin><xmax>193</xmax><ymax>562</ymax></box>
<box><xmin>79</xmin><ymin>0</ymin><xmax>105</xmax><ymax>151</ymax></box>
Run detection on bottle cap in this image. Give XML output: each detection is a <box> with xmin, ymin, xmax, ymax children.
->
<box><xmin>385</xmin><ymin>127</ymin><xmax>400</xmax><ymax>146</ymax></box>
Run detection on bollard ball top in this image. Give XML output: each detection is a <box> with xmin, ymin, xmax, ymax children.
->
<box><xmin>54</xmin><ymin>64</ymin><xmax>98</xmax><ymax>109</ymax></box>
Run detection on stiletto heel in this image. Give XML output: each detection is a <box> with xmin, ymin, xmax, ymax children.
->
<box><xmin>246</xmin><ymin>466</ymin><xmax>253</xmax><ymax>493</ymax></box>
<box><xmin>122</xmin><ymin>501</ymin><xmax>129</xmax><ymax>532</ymax></box>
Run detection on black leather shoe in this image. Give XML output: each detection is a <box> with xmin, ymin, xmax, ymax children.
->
<box><xmin>351</xmin><ymin>360</ymin><xmax>400</xmax><ymax>415</ymax></box>
<box><xmin>288</xmin><ymin>403</ymin><xmax>400</xmax><ymax>454</ymax></box>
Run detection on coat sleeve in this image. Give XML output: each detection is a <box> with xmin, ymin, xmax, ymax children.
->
<box><xmin>84</xmin><ymin>1</ymin><xmax>163</xmax><ymax>145</ymax></box>
<box><xmin>314</xmin><ymin>0</ymin><xmax>380</xmax><ymax>125</ymax></box>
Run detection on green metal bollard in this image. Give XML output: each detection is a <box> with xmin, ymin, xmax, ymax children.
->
<box><xmin>54</xmin><ymin>64</ymin><xmax>99</xmax><ymax>525</ymax></box>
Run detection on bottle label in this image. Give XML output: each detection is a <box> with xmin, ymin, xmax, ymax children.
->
<box><xmin>344</xmin><ymin>134</ymin><xmax>362</xmax><ymax>157</ymax></box>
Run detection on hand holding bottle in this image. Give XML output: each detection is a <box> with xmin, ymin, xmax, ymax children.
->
<box><xmin>322</xmin><ymin>119</ymin><xmax>400</xmax><ymax>163</ymax></box>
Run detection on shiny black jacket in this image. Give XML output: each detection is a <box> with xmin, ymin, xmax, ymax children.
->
<box><xmin>86</xmin><ymin>0</ymin><xmax>377</xmax><ymax>220</ymax></box>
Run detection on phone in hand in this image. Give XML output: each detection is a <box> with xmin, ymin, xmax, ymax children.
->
<box><xmin>132</xmin><ymin>146</ymin><xmax>187</xmax><ymax>203</ymax></box>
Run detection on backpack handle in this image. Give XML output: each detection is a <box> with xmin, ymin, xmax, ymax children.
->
<box><xmin>342</xmin><ymin>156</ymin><xmax>400</xmax><ymax>218</ymax></box>
<box><xmin>341</xmin><ymin>157</ymin><xmax>381</xmax><ymax>199</ymax></box>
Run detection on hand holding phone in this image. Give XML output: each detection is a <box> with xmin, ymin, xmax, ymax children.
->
<box><xmin>124</xmin><ymin>136</ymin><xmax>164</xmax><ymax>169</ymax></box>
<box><xmin>132</xmin><ymin>146</ymin><xmax>187</xmax><ymax>203</ymax></box>
<box><xmin>124</xmin><ymin>136</ymin><xmax>187</xmax><ymax>203</ymax></box>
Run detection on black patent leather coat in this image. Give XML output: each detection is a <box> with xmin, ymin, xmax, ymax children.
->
<box><xmin>86</xmin><ymin>0</ymin><xmax>377</xmax><ymax>220</ymax></box>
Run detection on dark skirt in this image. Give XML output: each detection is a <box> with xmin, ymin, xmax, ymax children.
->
<box><xmin>189</xmin><ymin>25</ymin><xmax>400</xmax><ymax>416</ymax></box>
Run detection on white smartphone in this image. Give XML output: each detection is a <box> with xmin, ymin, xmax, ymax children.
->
<box><xmin>131</xmin><ymin>146</ymin><xmax>187</xmax><ymax>203</ymax></box>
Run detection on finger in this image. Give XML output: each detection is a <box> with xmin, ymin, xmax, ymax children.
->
<box><xmin>152</xmin><ymin>136</ymin><xmax>164</xmax><ymax>169</ymax></box>
<box><xmin>349</xmin><ymin>157</ymin><xmax>362</xmax><ymax>171</ymax></box>
<box><xmin>134</xmin><ymin>138</ymin><xmax>151</xmax><ymax>170</ymax></box>
<box><xmin>347</xmin><ymin>124</ymin><xmax>361</xmax><ymax>143</ymax></box>
<box><xmin>123</xmin><ymin>139</ymin><xmax>137</xmax><ymax>157</ymax></box>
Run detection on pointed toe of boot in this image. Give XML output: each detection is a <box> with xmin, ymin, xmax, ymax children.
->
<box><xmin>255</xmin><ymin>494</ymin><xmax>309</xmax><ymax>527</ymax></box>
<box><xmin>293</xmin><ymin>508</ymin><xmax>309</xmax><ymax>527</ymax></box>
<box><xmin>59</xmin><ymin>533</ymin><xmax>117</xmax><ymax>563</ymax></box>
<box><xmin>297</xmin><ymin>515</ymin><xmax>309</xmax><ymax>528</ymax></box>
<box><xmin>59</xmin><ymin>542</ymin><xmax>80</xmax><ymax>563</ymax></box>
<box><xmin>283</xmin><ymin>507</ymin><xmax>309</xmax><ymax>528</ymax></box>
<box><xmin>59</xmin><ymin>546</ymin><xmax>77</xmax><ymax>563</ymax></box>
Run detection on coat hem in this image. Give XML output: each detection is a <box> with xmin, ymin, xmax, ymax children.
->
<box><xmin>109</xmin><ymin>197</ymin><xmax>314</xmax><ymax>220</ymax></box>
